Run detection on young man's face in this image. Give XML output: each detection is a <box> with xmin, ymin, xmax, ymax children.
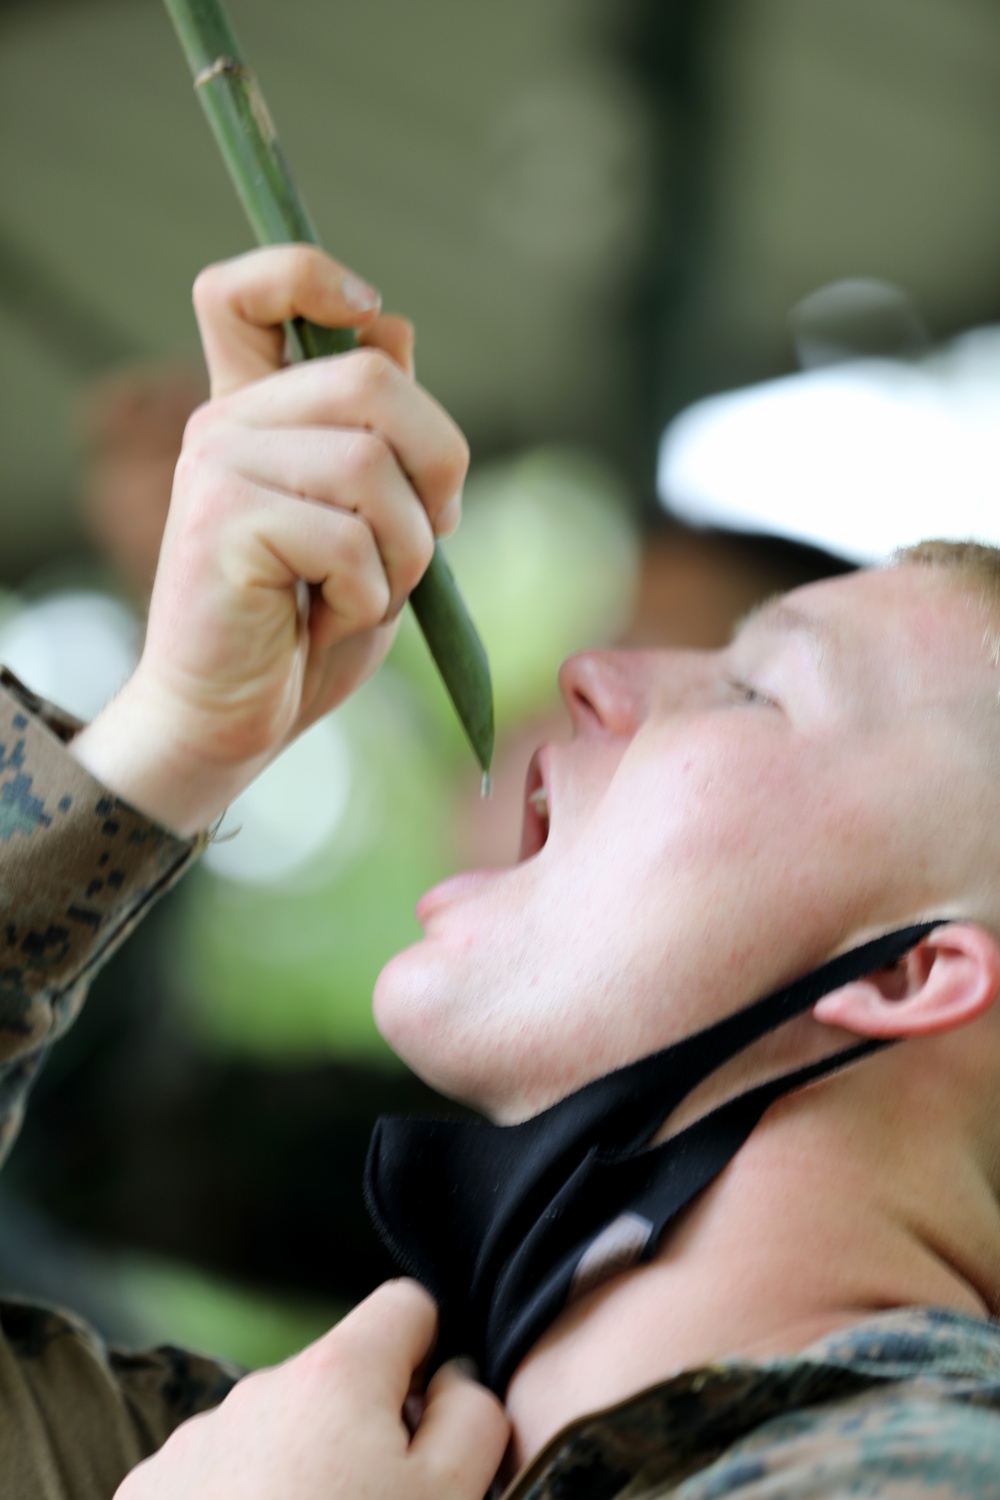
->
<box><xmin>375</xmin><ymin>564</ymin><xmax>994</xmax><ymax>1120</ymax></box>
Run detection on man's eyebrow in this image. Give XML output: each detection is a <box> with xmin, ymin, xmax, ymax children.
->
<box><xmin>728</xmin><ymin>597</ymin><xmax>834</xmax><ymax>654</ymax></box>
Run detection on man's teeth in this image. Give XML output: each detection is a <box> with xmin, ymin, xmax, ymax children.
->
<box><xmin>528</xmin><ymin>786</ymin><xmax>549</xmax><ymax>822</ymax></box>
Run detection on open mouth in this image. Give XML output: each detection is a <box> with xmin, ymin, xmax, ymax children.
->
<box><xmin>519</xmin><ymin>754</ymin><xmax>551</xmax><ymax>861</ymax></box>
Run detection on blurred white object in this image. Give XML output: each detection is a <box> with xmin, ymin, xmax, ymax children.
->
<box><xmin>204</xmin><ymin>715</ymin><xmax>357</xmax><ymax>888</ymax></box>
<box><xmin>658</xmin><ymin>326</ymin><xmax>1000</xmax><ymax>564</ymax></box>
<box><xmin>0</xmin><ymin>591</ymin><xmax>139</xmax><ymax>719</ymax></box>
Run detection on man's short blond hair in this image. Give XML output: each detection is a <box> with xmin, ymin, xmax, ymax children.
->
<box><xmin>896</xmin><ymin>539</ymin><xmax>1000</xmax><ymax>614</ymax></box>
<box><xmin>897</xmin><ymin>539</ymin><xmax>1000</xmax><ymax>676</ymax></box>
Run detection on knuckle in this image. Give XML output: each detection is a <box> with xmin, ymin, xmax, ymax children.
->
<box><xmin>191</xmin><ymin>261</ymin><xmax>227</xmax><ymax>317</ymax></box>
<box><xmin>451</xmin><ymin>428</ymin><xmax>472</xmax><ymax>480</ymax></box>
<box><xmin>172</xmin><ymin>440</ymin><xmax>210</xmax><ymax>495</ymax></box>
<box><xmin>414</xmin><ymin>518</ymin><xmax>436</xmax><ymax>573</ymax></box>
<box><xmin>287</xmin><ymin>243</ymin><xmax>330</xmax><ymax>301</ymax></box>
<box><xmin>174</xmin><ymin>428</ymin><xmax>226</xmax><ymax>493</ymax></box>
<box><xmin>288</xmin><ymin>1331</ymin><xmax>356</xmax><ymax>1400</ymax></box>
<box><xmin>172</xmin><ymin>448</ymin><xmax>244</xmax><ymax>540</ymax></box>
<box><xmin>424</xmin><ymin>430</ymin><xmax>470</xmax><ymax>512</ymax></box>
<box><xmin>358</xmin><ymin>573</ymin><xmax>392</xmax><ymax>629</ymax></box>
<box><xmin>288</xmin><ymin>1338</ymin><xmax>334</xmax><ymax>1386</ymax></box>
<box><xmin>347</xmin><ymin>346</ymin><xmax>398</xmax><ymax>400</ymax></box>
<box><xmin>336</xmin><ymin>566</ymin><xmax>390</xmax><ymax>632</ymax></box>
<box><xmin>179</xmin><ymin>398</ymin><xmax>219</xmax><ymax>450</ymax></box>
<box><xmin>397</xmin><ymin>520</ymin><xmax>435</xmax><ymax>596</ymax></box>
<box><xmin>343</xmin><ymin>430</ymin><xmax>390</xmax><ymax>486</ymax></box>
<box><xmin>336</xmin><ymin>514</ymin><xmax>379</xmax><ymax>574</ymax></box>
<box><xmin>421</xmin><ymin>1446</ymin><xmax>483</xmax><ymax>1500</ymax></box>
<box><xmin>220</xmin><ymin>1366</ymin><xmax>266</xmax><ymax>1416</ymax></box>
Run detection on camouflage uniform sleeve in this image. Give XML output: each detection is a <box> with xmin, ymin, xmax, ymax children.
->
<box><xmin>0</xmin><ymin>1299</ymin><xmax>242</xmax><ymax>1500</ymax></box>
<box><xmin>0</xmin><ymin>668</ymin><xmax>203</xmax><ymax>1167</ymax></box>
<box><xmin>672</xmin><ymin>1376</ymin><xmax>1000</xmax><ymax>1498</ymax></box>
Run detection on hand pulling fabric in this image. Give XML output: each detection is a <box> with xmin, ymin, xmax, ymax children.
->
<box><xmin>365</xmin><ymin>922</ymin><xmax>941</xmax><ymax>1393</ymax></box>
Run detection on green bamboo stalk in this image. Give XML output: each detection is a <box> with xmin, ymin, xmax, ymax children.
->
<box><xmin>162</xmin><ymin>0</ymin><xmax>494</xmax><ymax>777</ymax></box>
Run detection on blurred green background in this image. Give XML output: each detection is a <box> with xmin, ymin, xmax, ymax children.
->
<box><xmin>1</xmin><ymin>0</ymin><xmax>999</xmax><ymax>1368</ymax></box>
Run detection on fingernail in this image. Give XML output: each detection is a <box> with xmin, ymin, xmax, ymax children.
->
<box><xmin>450</xmin><ymin>1356</ymin><xmax>480</xmax><ymax>1382</ymax></box>
<box><xmin>436</xmin><ymin>496</ymin><xmax>461</xmax><ymax>537</ymax></box>
<box><xmin>341</xmin><ymin>274</ymin><xmax>381</xmax><ymax>313</ymax></box>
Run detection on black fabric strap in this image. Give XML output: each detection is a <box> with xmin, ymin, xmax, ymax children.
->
<box><xmin>486</xmin><ymin>1038</ymin><xmax>886</xmax><ymax>1386</ymax></box>
<box><xmin>366</xmin><ymin>922</ymin><xmax>941</xmax><ymax>1392</ymax></box>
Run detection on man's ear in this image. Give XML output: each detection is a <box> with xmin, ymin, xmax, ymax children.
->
<box><xmin>812</xmin><ymin>924</ymin><xmax>1000</xmax><ymax>1038</ymax></box>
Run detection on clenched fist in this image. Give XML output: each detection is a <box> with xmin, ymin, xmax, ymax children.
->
<box><xmin>72</xmin><ymin>246</ymin><xmax>469</xmax><ymax>834</ymax></box>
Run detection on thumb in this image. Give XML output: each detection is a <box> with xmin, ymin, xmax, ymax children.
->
<box><xmin>410</xmin><ymin>1360</ymin><xmax>510</xmax><ymax>1498</ymax></box>
<box><xmin>192</xmin><ymin>245</ymin><xmax>381</xmax><ymax>397</ymax></box>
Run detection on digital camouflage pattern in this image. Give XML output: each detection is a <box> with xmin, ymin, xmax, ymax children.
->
<box><xmin>1</xmin><ymin>671</ymin><xmax>999</xmax><ymax>1497</ymax></box>
<box><xmin>506</xmin><ymin>1306</ymin><xmax>1000</xmax><ymax>1498</ymax></box>
<box><xmin>0</xmin><ymin>667</ymin><xmax>203</xmax><ymax>1166</ymax></box>
<box><xmin>0</xmin><ymin>670</ymin><xmax>235</xmax><ymax>1497</ymax></box>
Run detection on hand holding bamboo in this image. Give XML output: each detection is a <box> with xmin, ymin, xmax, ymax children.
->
<box><xmin>162</xmin><ymin>0</ymin><xmax>494</xmax><ymax>777</ymax></box>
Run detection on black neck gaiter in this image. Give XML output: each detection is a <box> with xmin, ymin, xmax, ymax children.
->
<box><xmin>365</xmin><ymin>922</ymin><xmax>940</xmax><ymax>1395</ymax></box>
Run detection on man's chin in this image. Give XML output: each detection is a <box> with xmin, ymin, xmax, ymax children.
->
<box><xmin>371</xmin><ymin>939</ymin><xmax>423</xmax><ymax>1047</ymax></box>
<box><xmin>371</xmin><ymin>937</ymin><xmax>516</xmax><ymax>1112</ymax></box>
<box><xmin>371</xmin><ymin>937</ymin><xmax>458</xmax><ymax>1083</ymax></box>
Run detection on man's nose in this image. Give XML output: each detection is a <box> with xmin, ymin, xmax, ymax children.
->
<box><xmin>557</xmin><ymin>651</ymin><xmax>648</xmax><ymax>736</ymax></box>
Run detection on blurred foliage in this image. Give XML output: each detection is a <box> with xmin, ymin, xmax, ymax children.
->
<box><xmin>394</xmin><ymin>447</ymin><xmax>640</xmax><ymax>740</ymax></box>
<box><xmin>181</xmin><ymin>684</ymin><xmax>452</xmax><ymax>1064</ymax></box>
<box><xmin>122</xmin><ymin>1255</ymin><xmax>345</xmax><ymax>1369</ymax></box>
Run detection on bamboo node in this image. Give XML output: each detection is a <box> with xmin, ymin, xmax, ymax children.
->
<box><xmin>246</xmin><ymin>82</ymin><xmax>278</xmax><ymax>147</ymax></box>
<box><xmin>194</xmin><ymin>55</ymin><xmax>248</xmax><ymax>88</ymax></box>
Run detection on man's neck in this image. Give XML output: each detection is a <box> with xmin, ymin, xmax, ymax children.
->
<box><xmin>502</xmin><ymin>1091</ymin><xmax>997</xmax><ymax>1473</ymax></box>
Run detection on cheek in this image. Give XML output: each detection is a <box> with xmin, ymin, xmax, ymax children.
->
<box><xmin>606</xmin><ymin>725</ymin><xmax>888</xmax><ymax>928</ymax></box>
<box><xmin>610</xmin><ymin>725</ymin><xmax>805</xmax><ymax>861</ymax></box>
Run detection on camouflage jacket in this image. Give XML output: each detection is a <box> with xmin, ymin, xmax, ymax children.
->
<box><xmin>509</xmin><ymin>1307</ymin><xmax>1000</xmax><ymax>1499</ymax></box>
<box><xmin>0</xmin><ymin>669</ymin><xmax>240</xmax><ymax>1497</ymax></box>
<box><xmin>2</xmin><ymin>669</ymin><xmax>1000</xmax><ymax>1499</ymax></box>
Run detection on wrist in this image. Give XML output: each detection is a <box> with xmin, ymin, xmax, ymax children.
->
<box><xmin>70</xmin><ymin>673</ymin><xmax>268</xmax><ymax>837</ymax></box>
